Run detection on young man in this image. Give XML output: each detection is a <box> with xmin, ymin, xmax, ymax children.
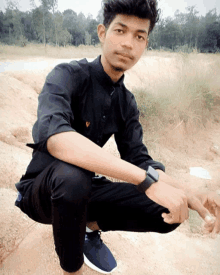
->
<box><xmin>15</xmin><ymin>0</ymin><xmax>220</xmax><ymax>274</ymax></box>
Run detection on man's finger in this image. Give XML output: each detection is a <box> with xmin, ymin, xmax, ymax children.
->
<box><xmin>211</xmin><ymin>207</ymin><xmax>220</xmax><ymax>238</ymax></box>
<box><xmin>162</xmin><ymin>213</ymin><xmax>173</xmax><ymax>224</ymax></box>
<box><xmin>162</xmin><ymin>213</ymin><xmax>179</xmax><ymax>224</ymax></box>
<box><xmin>191</xmin><ymin>197</ymin><xmax>215</xmax><ymax>224</ymax></box>
<box><xmin>204</xmin><ymin>215</ymin><xmax>215</xmax><ymax>224</ymax></box>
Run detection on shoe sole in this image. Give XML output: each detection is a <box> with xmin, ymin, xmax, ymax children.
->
<box><xmin>83</xmin><ymin>254</ymin><xmax>117</xmax><ymax>274</ymax></box>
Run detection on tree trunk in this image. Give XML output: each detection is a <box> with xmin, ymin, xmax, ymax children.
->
<box><xmin>42</xmin><ymin>12</ymin><xmax>46</xmax><ymax>47</ymax></box>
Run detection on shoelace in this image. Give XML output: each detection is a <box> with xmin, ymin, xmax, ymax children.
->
<box><xmin>86</xmin><ymin>230</ymin><xmax>103</xmax><ymax>248</ymax></box>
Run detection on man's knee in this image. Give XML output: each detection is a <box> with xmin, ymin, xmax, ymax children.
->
<box><xmin>51</xmin><ymin>160</ymin><xmax>93</xmax><ymax>202</ymax></box>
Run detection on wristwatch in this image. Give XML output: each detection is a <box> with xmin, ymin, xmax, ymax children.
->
<box><xmin>137</xmin><ymin>166</ymin><xmax>159</xmax><ymax>193</ymax></box>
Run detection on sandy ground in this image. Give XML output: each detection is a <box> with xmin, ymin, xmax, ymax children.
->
<box><xmin>0</xmin><ymin>56</ymin><xmax>220</xmax><ymax>275</ymax></box>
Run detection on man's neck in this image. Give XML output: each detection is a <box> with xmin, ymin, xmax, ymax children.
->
<box><xmin>100</xmin><ymin>55</ymin><xmax>124</xmax><ymax>83</ymax></box>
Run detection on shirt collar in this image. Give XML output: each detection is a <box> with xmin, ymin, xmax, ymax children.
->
<box><xmin>90</xmin><ymin>55</ymin><xmax>125</xmax><ymax>90</ymax></box>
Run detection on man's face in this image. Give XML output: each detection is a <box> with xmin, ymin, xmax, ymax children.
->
<box><xmin>99</xmin><ymin>14</ymin><xmax>150</xmax><ymax>73</ymax></box>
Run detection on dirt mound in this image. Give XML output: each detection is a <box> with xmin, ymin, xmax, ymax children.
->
<box><xmin>0</xmin><ymin>73</ymin><xmax>37</xmax><ymax>146</ymax></box>
<box><xmin>0</xmin><ymin>188</ymin><xmax>36</xmax><ymax>264</ymax></box>
<box><xmin>4</xmin><ymin>69</ymin><xmax>49</xmax><ymax>95</ymax></box>
<box><xmin>0</xmin><ymin>73</ymin><xmax>38</xmax><ymax>189</ymax></box>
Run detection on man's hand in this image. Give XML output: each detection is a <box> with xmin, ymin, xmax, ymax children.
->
<box><xmin>186</xmin><ymin>191</ymin><xmax>220</xmax><ymax>238</ymax></box>
<box><xmin>145</xmin><ymin>181</ymin><xmax>189</xmax><ymax>224</ymax></box>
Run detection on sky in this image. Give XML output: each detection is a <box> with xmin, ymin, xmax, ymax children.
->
<box><xmin>0</xmin><ymin>0</ymin><xmax>219</xmax><ymax>19</ymax></box>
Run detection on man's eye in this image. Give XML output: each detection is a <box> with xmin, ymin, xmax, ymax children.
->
<box><xmin>116</xmin><ymin>29</ymin><xmax>123</xmax><ymax>34</ymax></box>
<box><xmin>137</xmin><ymin>35</ymin><xmax>145</xmax><ymax>41</ymax></box>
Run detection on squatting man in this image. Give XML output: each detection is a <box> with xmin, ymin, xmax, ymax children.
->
<box><xmin>15</xmin><ymin>0</ymin><xmax>220</xmax><ymax>274</ymax></box>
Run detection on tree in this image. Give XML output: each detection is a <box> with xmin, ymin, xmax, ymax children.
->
<box><xmin>32</xmin><ymin>7</ymin><xmax>45</xmax><ymax>43</ymax></box>
<box><xmin>85</xmin><ymin>31</ymin><xmax>91</xmax><ymax>45</ymax></box>
<box><xmin>46</xmin><ymin>0</ymin><xmax>59</xmax><ymax>45</ymax></box>
<box><xmin>58</xmin><ymin>29</ymin><xmax>72</xmax><ymax>46</ymax></box>
<box><xmin>30</xmin><ymin>0</ymin><xmax>50</xmax><ymax>45</ymax></box>
<box><xmin>63</xmin><ymin>11</ymin><xmax>87</xmax><ymax>46</ymax></box>
<box><xmin>63</xmin><ymin>9</ymin><xmax>77</xmax><ymax>44</ymax></box>
<box><xmin>31</xmin><ymin>0</ymin><xmax>56</xmax><ymax>45</ymax></box>
<box><xmin>19</xmin><ymin>11</ymin><xmax>34</xmax><ymax>41</ymax></box>
<box><xmin>86</xmin><ymin>17</ymin><xmax>99</xmax><ymax>45</ymax></box>
<box><xmin>5</xmin><ymin>0</ymin><xmax>20</xmax><ymax>10</ymax></box>
<box><xmin>159</xmin><ymin>17</ymin><xmax>182</xmax><ymax>49</ymax></box>
<box><xmin>49</xmin><ymin>11</ymin><xmax>71</xmax><ymax>46</ymax></box>
<box><xmin>75</xmin><ymin>12</ymin><xmax>86</xmax><ymax>45</ymax></box>
<box><xmin>184</xmin><ymin>6</ymin><xmax>200</xmax><ymax>48</ymax></box>
<box><xmin>0</xmin><ymin>11</ymin><xmax>5</xmax><ymax>39</ymax></box>
<box><xmin>173</xmin><ymin>10</ymin><xmax>187</xmax><ymax>46</ymax></box>
<box><xmin>198</xmin><ymin>9</ymin><xmax>220</xmax><ymax>52</ymax></box>
<box><xmin>4</xmin><ymin>1</ymin><xmax>25</xmax><ymax>44</ymax></box>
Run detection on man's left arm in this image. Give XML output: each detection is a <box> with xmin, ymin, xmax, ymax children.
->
<box><xmin>115</xmin><ymin>94</ymin><xmax>220</xmax><ymax>237</ymax></box>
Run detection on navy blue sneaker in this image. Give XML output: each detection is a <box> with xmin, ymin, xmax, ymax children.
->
<box><xmin>83</xmin><ymin>231</ymin><xmax>117</xmax><ymax>274</ymax></box>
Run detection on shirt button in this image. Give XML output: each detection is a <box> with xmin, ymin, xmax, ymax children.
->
<box><xmin>103</xmin><ymin>115</ymin><xmax>106</xmax><ymax>119</ymax></box>
<box><xmin>110</xmin><ymin>88</ymin><xmax>115</xmax><ymax>96</ymax></box>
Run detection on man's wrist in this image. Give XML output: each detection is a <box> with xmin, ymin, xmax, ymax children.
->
<box><xmin>137</xmin><ymin>166</ymin><xmax>159</xmax><ymax>193</ymax></box>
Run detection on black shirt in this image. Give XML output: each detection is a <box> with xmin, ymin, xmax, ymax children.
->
<box><xmin>16</xmin><ymin>56</ymin><xmax>165</xmax><ymax>193</ymax></box>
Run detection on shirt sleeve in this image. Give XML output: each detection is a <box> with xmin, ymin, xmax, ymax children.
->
<box><xmin>27</xmin><ymin>62</ymin><xmax>85</xmax><ymax>154</ymax></box>
<box><xmin>114</xmin><ymin>94</ymin><xmax>165</xmax><ymax>172</ymax></box>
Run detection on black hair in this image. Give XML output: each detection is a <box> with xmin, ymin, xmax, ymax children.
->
<box><xmin>102</xmin><ymin>0</ymin><xmax>160</xmax><ymax>34</ymax></box>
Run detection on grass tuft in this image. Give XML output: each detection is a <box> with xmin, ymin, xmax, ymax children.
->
<box><xmin>133</xmin><ymin>52</ymin><xmax>220</xmax><ymax>137</ymax></box>
<box><xmin>0</xmin><ymin>43</ymin><xmax>102</xmax><ymax>60</ymax></box>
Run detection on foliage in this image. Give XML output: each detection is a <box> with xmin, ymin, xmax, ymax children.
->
<box><xmin>149</xmin><ymin>7</ymin><xmax>220</xmax><ymax>53</ymax></box>
<box><xmin>0</xmin><ymin>1</ymin><xmax>219</xmax><ymax>52</ymax></box>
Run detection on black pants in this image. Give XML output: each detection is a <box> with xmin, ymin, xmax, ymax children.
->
<box><xmin>16</xmin><ymin>159</ymin><xmax>180</xmax><ymax>273</ymax></box>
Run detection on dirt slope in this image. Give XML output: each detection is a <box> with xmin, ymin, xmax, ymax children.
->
<box><xmin>0</xmin><ymin>58</ymin><xmax>220</xmax><ymax>275</ymax></box>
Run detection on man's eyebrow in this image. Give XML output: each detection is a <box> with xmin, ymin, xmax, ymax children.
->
<box><xmin>114</xmin><ymin>22</ymin><xmax>148</xmax><ymax>35</ymax></box>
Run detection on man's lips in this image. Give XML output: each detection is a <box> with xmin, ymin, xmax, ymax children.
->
<box><xmin>116</xmin><ymin>52</ymin><xmax>133</xmax><ymax>60</ymax></box>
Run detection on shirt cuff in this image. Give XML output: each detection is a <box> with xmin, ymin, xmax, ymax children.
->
<box><xmin>27</xmin><ymin>126</ymin><xmax>76</xmax><ymax>154</ymax></box>
<box><xmin>27</xmin><ymin>114</ymin><xmax>76</xmax><ymax>154</ymax></box>
<box><xmin>138</xmin><ymin>160</ymin><xmax>165</xmax><ymax>173</ymax></box>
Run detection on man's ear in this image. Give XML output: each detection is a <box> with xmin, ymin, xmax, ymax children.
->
<box><xmin>97</xmin><ymin>24</ymin><xmax>106</xmax><ymax>44</ymax></box>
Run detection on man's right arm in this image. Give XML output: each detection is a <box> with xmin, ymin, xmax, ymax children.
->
<box><xmin>47</xmin><ymin>131</ymin><xmax>189</xmax><ymax>224</ymax></box>
<box><xmin>47</xmin><ymin>131</ymin><xmax>146</xmax><ymax>185</ymax></box>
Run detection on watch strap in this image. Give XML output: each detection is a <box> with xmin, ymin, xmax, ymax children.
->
<box><xmin>137</xmin><ymin>174</ymin><xmax>155</xmax><ymax>193</ymax></box>
<box><xmin>137</xmin><ymin>166</ymin><xmax>159</xmax><ymax>194</ymax></box>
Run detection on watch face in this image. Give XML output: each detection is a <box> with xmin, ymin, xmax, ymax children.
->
<box><xmin>147</xmin><ymin>166</ymin><xmax>159</xmax><ymax>182</ymax></box>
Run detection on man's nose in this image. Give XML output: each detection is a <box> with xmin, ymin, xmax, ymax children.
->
<box><xmin>120</xmin><ymin>34</ymin><xmax>133</xmax><ymax>49</ymax></box>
